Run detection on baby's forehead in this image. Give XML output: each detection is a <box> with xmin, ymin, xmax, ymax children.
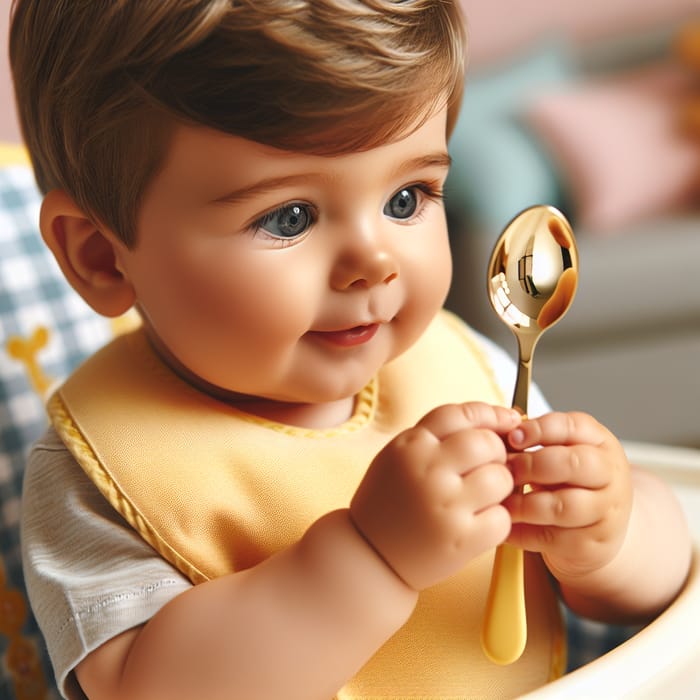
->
<box><xmin>148</xmin><ymin>107</ymin><xmax>448</xmax><ymax>194</ymax></box>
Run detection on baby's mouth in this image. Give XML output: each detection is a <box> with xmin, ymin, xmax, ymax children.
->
<box><xmin>307</xmin><ymin>323</ymin><xmax>380</xmax><ymax>347</ymax></box>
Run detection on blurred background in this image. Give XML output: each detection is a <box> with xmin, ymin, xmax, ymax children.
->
<box><xmin>0</xmin><ymin>1</ymin><xmax>17</xmax><ymax>142</ymax></box>
<box><xmin>1</xmin><ymin>0</ymin><xmax>699</xmax><ymax>447</ymax></box>
<box><xmin>445</xmin><ymin>0</ymin><xmax>700</xmax><ymax>448</ymax></box>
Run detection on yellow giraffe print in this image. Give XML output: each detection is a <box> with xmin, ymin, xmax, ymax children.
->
<box><xmin>6</xmin><ymin>327</ymin><xmax>53</xmax><ymax>398</ymax></box>
<box><xmin>5</xmin><ymin>310</ymin><xmax>141</xmax><ymax>400</ymax></box>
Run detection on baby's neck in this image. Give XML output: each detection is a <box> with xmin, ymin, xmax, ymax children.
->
<box><xmin>232</xmin><ymin>396</ymin><xmax>355</xmax><ymax>429</ymax></box>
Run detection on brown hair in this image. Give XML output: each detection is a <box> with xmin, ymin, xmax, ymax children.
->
<box><xmin>10</xmin><ymin>0</ymin><xmax>466</xmax><ymax>246</ymax></box>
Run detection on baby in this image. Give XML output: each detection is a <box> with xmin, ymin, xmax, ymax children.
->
<box><xmin>10</xmin><ymin>1</ymin><xmax>691</xmax><ymax>699</ymax></box>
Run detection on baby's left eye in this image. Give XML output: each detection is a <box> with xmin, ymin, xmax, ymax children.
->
<box><xmin>255</xmin><ymin>203</ymin><xmax>314</xmax><ymax>239</ymax></box>
<box><xmin>384</xmin><ymin>187</ymin><xmax>419</xmax><ymax>220</ymax></box>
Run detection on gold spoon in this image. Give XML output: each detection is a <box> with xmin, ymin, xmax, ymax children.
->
<box><xmin>481</xmin><ymin>204</ymin><xmax>578</xmax><ymax>665</ymax></box>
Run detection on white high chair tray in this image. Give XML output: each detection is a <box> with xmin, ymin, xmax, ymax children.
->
<box><xmin>521</xmin><ymin>441</ymin><xmax>700</xmax><ymax>699</ymax></box>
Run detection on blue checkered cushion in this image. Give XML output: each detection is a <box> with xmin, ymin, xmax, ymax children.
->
<box><xmin>0</xmin><ymin>163</ymin><xmax>116</xmax><ymax>700</ymax></box>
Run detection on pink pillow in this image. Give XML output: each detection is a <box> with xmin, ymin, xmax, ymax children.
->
<box><xmin>524</xmin><ymin>63</ymin><xmax>700</xmax><ymax>232</ymax></box>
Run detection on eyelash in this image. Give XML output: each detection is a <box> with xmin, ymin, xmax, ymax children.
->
<box><xmin>246</xmin><ymin>180</ymin><xmax>445</xmax><ymax>245</ymax></box>
<box><xmin>413</xmin><ymin>182</ymin><xmax>444</xmax><ymax>201</ymax></box>
<box><xmin>405</xmin><ymin>182</ymin><xmax>444</xmax><ymax>219</ymax></box>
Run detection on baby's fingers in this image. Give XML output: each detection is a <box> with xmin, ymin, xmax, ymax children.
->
<box><xmin>508</xmin><ymin>445</ymin><xmax>610</xmax><ymax>489</ymax></box>
<box><xmin>419</xmin><ymin>402</ymin><xmax>521</xmax><ymax>441</ymax></box>
<box><xmin>508</xmin><ymin>411</ymin><xmax>607</xmax><ymax>451</ymax></box>
<box><xmin>506</xmin><ymin>487</ymin><xmax>604</xmax><ymax>528</ymax></box>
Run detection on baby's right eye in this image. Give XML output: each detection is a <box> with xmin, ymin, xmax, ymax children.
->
<box><xmin>253</xmin><ymin>202</ymin><xmax>315</xmax><ymax>240</ymax></box>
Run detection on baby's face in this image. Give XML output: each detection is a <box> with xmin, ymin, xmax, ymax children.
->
<box><xmin>114</xmin><ymin>108</ymin><xmax>452</xmax><ymax>408</ymax></box>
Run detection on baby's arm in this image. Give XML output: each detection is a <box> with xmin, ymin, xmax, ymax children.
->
<box><xmin>77</xmin><ymin>402</ymin><xmax>520</xmax><ymax>700</ymax></box>
<box><xmin>78</xmin><ymin>509</ymin><xmax>416</xmax><ymax>700</ymax></box>
<box><xmin>505</xmin><ymin>412</ymin><xmax>692</xmax><ymax>624</ymax></box>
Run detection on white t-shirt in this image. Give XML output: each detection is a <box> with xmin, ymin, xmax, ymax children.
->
<box><xmin>21</xmin><ymin>330</ymin><xmax>550</xmax><ymax>700</ymax></box>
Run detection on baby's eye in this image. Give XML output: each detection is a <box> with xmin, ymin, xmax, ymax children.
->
<box><xmin>255</xmin><ymin>203</ymin><xmax>314</xmax><ymax>239</ymax></box>
<box><xmin>383</xmin><ymin>187</ymin><xmax>419</xmax><ymax>220</ymax></box>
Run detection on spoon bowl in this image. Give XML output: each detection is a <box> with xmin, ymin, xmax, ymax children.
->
<box><xmin>487</xmin><ymin>205</ymin><xmax>578</xmax><ymax>414</ymax></box>
<box><xmin>481</xmin><ymin>204</ymin><xmax>578</xmax><ymax>665</ymax></box>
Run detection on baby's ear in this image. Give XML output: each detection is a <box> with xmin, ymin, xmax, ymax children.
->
<box><xmin>39</xmin><ymin>190</ymin><xmax>136</xmax><ymax>317</ymax></box>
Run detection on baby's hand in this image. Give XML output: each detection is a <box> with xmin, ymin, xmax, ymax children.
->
<box><xmin>505</xmin><ymin>411</ymin><xmax>633</xmax><ymax>582</ymax></box>
<box><xmin>350</xmin><ymin>402</ymin><xmax>521</xmax><ymax>591</ymax></box>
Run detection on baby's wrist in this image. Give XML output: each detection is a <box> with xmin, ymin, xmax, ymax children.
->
<box><xmin>303</xmin><ymin>509</ymin><xmax>419</xmax><ymax>606</ymax></box>
<box><xmin>347</xmin><ymin>508</ymin><xmax>418</xmax><ymax>593</ymax></box>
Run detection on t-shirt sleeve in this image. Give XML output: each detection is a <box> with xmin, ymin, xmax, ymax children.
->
<box><xmin>21</xmin><ymin>427</ymin><xmax>192</xmax><ymax>700</ymax></box>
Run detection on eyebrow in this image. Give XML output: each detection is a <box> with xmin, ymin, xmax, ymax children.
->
<box><xmin>393</xmin><ymin>152</ymin><xmax>452</xmax><ymax>178</ymax></box>
<box><xmin>212</xmin><ymin>151</ymin><xmax>452</xmax><ymax>205</ymax></box>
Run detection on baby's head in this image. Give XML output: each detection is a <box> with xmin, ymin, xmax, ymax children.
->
<box><xmin>10</xmin><ymin>1</ymin><xmax>467</xmax><ymax>413</ymax></box>
<box><xmin>10</xmin><ymin>0</ymin><xmax>466</xmax><ymax>248</ymax></box>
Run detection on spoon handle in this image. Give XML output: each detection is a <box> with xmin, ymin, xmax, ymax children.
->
<box><xmin>482</xmin><ymin>399</ymin><xmax>528</xmax><ymax>665</ymax></box>
<box><xmin>511</xmin><ymin>361</ymin><xmax>531</xmax><ymax>417</ymax></box>
<box><xmin>481</xmin><ymin>542</ymin><xmax>527</xmax><ymax>664</ymax></box>
<box><xmin>512</xmin><ymin>335</ymin><xmax>535</xmax><ymax>416</ymax></box>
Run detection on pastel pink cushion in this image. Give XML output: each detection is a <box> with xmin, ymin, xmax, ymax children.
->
<box><xmin>525</xmin><ymin>64</ymin><xmax>700</xmax><ymax>232</ymax></box>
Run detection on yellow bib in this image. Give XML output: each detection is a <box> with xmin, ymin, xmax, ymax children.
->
<box><xmin>49</xmin><ymin>311</ymin><xmax>564</xmax><ymax>698</ymax></box>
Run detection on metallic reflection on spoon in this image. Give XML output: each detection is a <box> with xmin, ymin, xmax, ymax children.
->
<box><xmin>487</xmin><ymin>205</ymin><xmax>578</xmax><ymax>414</ymax></box>
<box><xmin>481</xmin><ymin>205</ymin><xmax>579</xmax><ymax>665</ymax></box>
